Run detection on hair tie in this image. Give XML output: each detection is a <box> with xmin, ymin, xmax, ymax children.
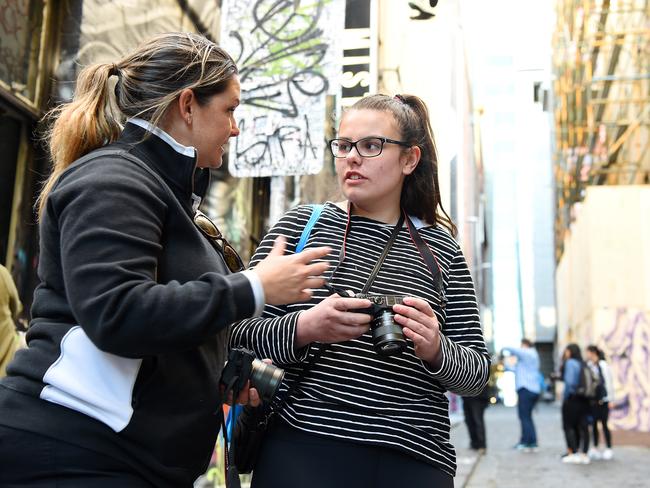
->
<box><xmin>394</xmin><ymin>94</ymin><xmax>406</xmax><ymax>104</ymax></box>
<box><xmin>109</xmin><ymin>63</ymin><xmax>120</xmax><ymax>77</ymax></box>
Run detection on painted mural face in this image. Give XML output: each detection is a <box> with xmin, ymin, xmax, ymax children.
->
<box><xmin>192</xmin><ymin>76</ymin><xmax>241</xmax><ymax>169</ymax></box>
<box><xmin>335</xmin><ymin>109</ymin><xmax>417</xmax><ymax>219</ymax></box>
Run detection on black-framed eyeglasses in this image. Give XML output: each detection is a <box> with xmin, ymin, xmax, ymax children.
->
<box><xmin>193</xmin><ymin>210</ymin><xmax>245</xmax><ymax>273</ymax></box>
<box><xmin>328</xmin><ymin>137</ymin><xmax>411</xmax><ymax>158</ymax></box>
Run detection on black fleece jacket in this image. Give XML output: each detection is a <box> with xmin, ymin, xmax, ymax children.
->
<box><xmin>0</xmin><ymin>123</ymin><xmax>256</xmax><ymax>487</ymax></box>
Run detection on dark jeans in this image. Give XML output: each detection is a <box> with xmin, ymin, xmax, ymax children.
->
<box><xmin>517</xmin><ymin>387</ymin><xmax>539</xmax><ymax>445</ymax></box>
<box><xmin>0</xmin><ymin>425</ymin><xmax>154</xmax><ymax>487</ymax></box>
<box><xmin>590</xmin><ymin>401</ymin><xmax>612</xmax><ymax>448</ymax></box>
<box><xmin>562</xmin><ymin>396</ymin><xmax>590</xmax><ymax>453</ymax></box>
<box><xmin>463</xmin><ymin>397</ymin><xmax>488</xmax><ymax>449</ymax></box>
<box><xmin>251</xmin><ymin>420</ymin><xmax>454</xmax><ymax>488</ymax></box>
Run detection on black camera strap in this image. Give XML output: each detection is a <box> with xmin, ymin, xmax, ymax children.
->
<box><xmin>330</xmin><ymin>206</ymin><xmax>446</xmax><ymax>307</ymax></box>
<box><xmin>361</xmin><ymin>212</ymin><xmax>405</xmax><ymax>294</ymax></box>
<box><xmin>330</xmin><ymin>207</ymin><xmax>404</xmax><ymax>294</ymax></box>
<box><xmin>404</xmin><ymin>214</ymin><xmax>447</xmax><ymax>309</ymax></box>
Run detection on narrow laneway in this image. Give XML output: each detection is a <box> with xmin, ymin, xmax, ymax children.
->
<box><xmin>452</xmin><ymin>402</ymin><xmax>649</xmax><ymax>488</ymax></box>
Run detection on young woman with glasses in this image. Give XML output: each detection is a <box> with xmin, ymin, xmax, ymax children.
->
<box><xmin>230</xmin><ymin>93</ymin><xmax>490</xmax><ymax>488</ymax></box>
<box><xmin>0</xmin><ymin>32</ymin><xmax>331</xmax><ymax>487</ymax></box>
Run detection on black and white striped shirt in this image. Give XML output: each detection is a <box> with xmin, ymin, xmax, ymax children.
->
<box><xmin>230</xmin><ymin>202</ymin><xmax>490</xmax><ymax>477</ymax></box>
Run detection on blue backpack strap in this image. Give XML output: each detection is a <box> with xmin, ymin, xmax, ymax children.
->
<box><xmin>296</xmin><ymin>204</ymin><xmax>324</xmax><ymax>253</ymax></box>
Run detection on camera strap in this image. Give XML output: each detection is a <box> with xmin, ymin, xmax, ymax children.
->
<box><xmin>332</xmin><ymin>205</ymin><xmax>446</xmax><ymax>307</ymax></box>
<box><xmin>404</xmin><ymin>214</ymin><xmax>447</xmax><ymax>309</ymax></box>
<box><xmin>361</xmin><ymin>212</ymin><xmax>405</xmax><ymax>294</ymax></box>
<box><xmin>330</xmin><ymin>206</ymin><xmax>405</xmax><ymax>294</ymax></box>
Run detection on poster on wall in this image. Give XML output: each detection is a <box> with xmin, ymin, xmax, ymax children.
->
<box><xmin>220</xmin><ymin>0</ymin><xmax>345</xmax><ymax>177</ymax></box>
<box><xmin>340</xmin><ymin>0</ymin><xmax>375</xmax><ymax>107</ymax></box>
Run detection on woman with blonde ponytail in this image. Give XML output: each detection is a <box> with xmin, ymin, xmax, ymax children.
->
<box><xmin>0</xmin><ymin>32</ymin><xmax>330</xmax><ymax>487</ymax></box>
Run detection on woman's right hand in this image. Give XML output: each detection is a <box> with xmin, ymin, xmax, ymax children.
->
<box><xmin>252</xmin><ymin>236</ymin><xmax>331</xmax><ymax>305</ymax></box>
<box><xmin>294</xmin><ymin>293</ymin><xmax>373</xmax><ymax>348</ymax></box>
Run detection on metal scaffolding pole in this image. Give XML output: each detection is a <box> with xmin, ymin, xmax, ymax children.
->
<box><xmin>551</xmin><ymin>0</ymin><xmax>649</xmax><ymax>261</ymax></box>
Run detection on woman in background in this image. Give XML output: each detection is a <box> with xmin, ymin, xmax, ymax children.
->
<box><xmin>586</xmin><ymin>345</ymin><xmax>615</xmax><ymax>460</ymax></box>
<box><xmin>560</xmin><ymin>343</ymin><xmax>591</xmax><ymax>464</ymax></box>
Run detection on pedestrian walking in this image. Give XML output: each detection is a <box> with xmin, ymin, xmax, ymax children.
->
<box><xmin>463</xmin><ymin>384</ymin><xmax>491</xmax><ymax>453</ymax></box>
<box><xmin>230</xmin><ymin>93</ymin><xmax>491</xmax><ymax>488</ymax></box>
<box><xmin>502</xmin><ymin>338</ymin><xmax>541</xmax><ymax>452</ymax></box>
<box><xmin>586</xmin><ymin>345</ymin><xmax>615</xmax><ymax>460</ymax></box>
<box><xmin>0</xmin><ymin>32</ymin><xmax>331</xmax><ymax>487</ymax></box>
<box><xmin>559</xmin><ymin>343</ymin><xmax>591</xmax><ymax>464</ymax></box>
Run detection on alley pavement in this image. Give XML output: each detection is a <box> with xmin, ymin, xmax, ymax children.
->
<box><xmin>451</xmin><ymin>401</ymin><xmax>650</xmax><ymax>488</ymax></box>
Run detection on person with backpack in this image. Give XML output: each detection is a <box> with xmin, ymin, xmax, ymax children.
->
<box><xmin>586</xmin><ymin>345</ymin><xmax>615</xmax><ymax>460</ymax></box>
<box><xmin>559</xmin><ymin>343</ymin><xmax>591</xmax><ymax>464</ymax></box>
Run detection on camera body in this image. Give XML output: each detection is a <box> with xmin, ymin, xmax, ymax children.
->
<box><xmin>352</xmin><ymin>294</ymin><xmax>407</xmax><ymax>356</ymax></box>
<box><xmin>220</xmin><ymin>347</ymin><xmax>285</xmax><ymax>403</ymax></box>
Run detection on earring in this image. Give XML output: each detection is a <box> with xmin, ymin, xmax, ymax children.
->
<box><xmin>186</xmin><ymin>116</ymin><xmax>192</xmax><ymax>125</ymax></box>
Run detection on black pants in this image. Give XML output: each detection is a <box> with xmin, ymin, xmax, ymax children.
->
<box><xmin>251</xmin><ymin>420</ymin><xmax>454</xmax><ymax>488</ymax></box>
<box><xmin>463</xmin><ymin>397</ymin><xmax>488</xmax><ymax>449</ymax></box>
<box><xmin>0</xmin><ymin>425</ymin><xmax>154</xmax><ymax>487</ymax></box>
<box><xmin>590</xmin><ymin>401</ymin><xmax>612</xmax><ymax>448</ymax></box>
<box><xmin>562</xmin><ymin>396</ymin><xmax>590</xmax><ymax>454</ymax></box>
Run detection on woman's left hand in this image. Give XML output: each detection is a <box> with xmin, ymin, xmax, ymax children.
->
<box><xmin>224</xmin><ymin>358</ymin><xmax>271</xmax><ymax>408</ymax></box>
<box><xmin>392</xmin><ymin>297</ymin><xmax>442</xmax><ymax>368</ymax></box>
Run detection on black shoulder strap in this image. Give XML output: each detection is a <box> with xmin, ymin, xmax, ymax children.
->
<box><xmin>361</xmin><ymin>212</ymin><xmax>405</xmax><ymax>294</ymax></box>
<box><xmin>405</xmin><ymin>214</ymin><xmax>447</xmax><ymax>309</ymax></box>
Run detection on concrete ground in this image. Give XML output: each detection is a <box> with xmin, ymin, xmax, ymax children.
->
<box><xmin>452</xmin><ymin>402</ymin><xmax>650</xmax><ymax>488</ymax></box>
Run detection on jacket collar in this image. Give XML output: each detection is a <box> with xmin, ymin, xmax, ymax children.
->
<box><xmin>117</xmin><ymin>120</ymin><xmax>210</xmax><ymax>213</ymax></box>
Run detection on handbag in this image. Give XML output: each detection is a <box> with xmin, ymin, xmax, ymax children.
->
<box><xmin>230</xmin><ymin>344</ymin><xmax>325</xmax><ymax>474</ymax></box>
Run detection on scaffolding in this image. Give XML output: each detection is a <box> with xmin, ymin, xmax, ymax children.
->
<box><xmin>552</xmin><ymin>0</ymin><xmax>650</xmax><ymax>260</ymax></box>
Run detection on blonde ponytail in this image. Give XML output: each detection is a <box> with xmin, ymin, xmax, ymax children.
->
<box><xmin>37</xmin><ymin>63</ymin><xmax>122</xmax><ymax>218</ymax></box>
<box><xmin>37</xmin><ymin>32</ymin><xmax>238</xmax><ymax>219</ymax></box>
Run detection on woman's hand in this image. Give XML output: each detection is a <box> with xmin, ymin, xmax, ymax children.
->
<box><xmin>224</xmin><ymin>381</ymin><xmax>262</xmax><ymax>407</ymax></box>
<box><xmin>225</xmin><ymin>358</ymin><xmax>274</xmax><ymax>407</ymax></box>
<box><xmin>392</xmin><ymin>297</ymin><xmax>442</xmax><ymax>368</ymax></box>
<box><xmin>295</xmin><ymin>293</ymin><xmax>372</xmax><ymax>348</ymax></box>
<box><xmin>233</xmin><ymin>384</ymin><xmax>262</xmax><ymax>407</ymax></box>
<box><xmin>253</xmin><ymin>236</ymin><xmax>331</xmax><ymax>305</ymax></box>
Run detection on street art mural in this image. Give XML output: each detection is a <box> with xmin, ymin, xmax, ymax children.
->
<box><xmin>220</xmin><ymin>0</ymin><xmax>344</xmax><ymax>177</ymax></box>
<box><xmin>599</xmin><ymin>308</ymin><xmax>650</xmax><ymax>432</ymax></box>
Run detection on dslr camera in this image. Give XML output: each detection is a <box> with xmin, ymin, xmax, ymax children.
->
<box><xmin>353</xmin><ymin>294</ymin><xmax>407</xmax><ymax>356</ymax></box>
<box><xmin>220</xmin><ymin>348</ymin><xmax>285</xmax><ymax>403</ymax></box>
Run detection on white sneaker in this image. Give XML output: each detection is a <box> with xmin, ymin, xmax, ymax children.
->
<box><xmin>602</xmin><ymin>448</ymin><xmax>614</xmax><ymax>460</ymax></box>
<box><xmin>561</xmin><ymin>453</ymin><xmax>581</xmax><ymax>464</ymax></box>
<box><xmin>588</xmin><ymin>448</ymin><xmax>602</xmax><ymax>460</ymax></box>
<box><xmin>562</xmin><ymin>453</ymin><xmax>590</xmax><ymax>464</ymax></box>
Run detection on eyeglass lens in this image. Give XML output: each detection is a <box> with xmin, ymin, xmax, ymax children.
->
<box><xmin>331</xmin><ymin>137</ymin><xmax>384</xmax><ymax>158</ymax></box>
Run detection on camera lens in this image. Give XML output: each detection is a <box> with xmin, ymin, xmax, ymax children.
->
<box><xmin>371</xmin><ymin>310</ymin><xmax>407</xmax><ymax>356</ymax></box>
<box><xmin>250</xmin><ymin>359</ymin><xmax>285</xmax><ymax>402</ymax></box>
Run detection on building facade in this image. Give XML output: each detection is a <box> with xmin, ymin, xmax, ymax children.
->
<box><xmin>552</xmin><ymin>0</ymin><xmax>649</xmax><ymax>433</ymax></box>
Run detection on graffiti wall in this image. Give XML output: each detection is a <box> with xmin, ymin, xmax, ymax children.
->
<box><xmin>595</xmin><ymin>307</ymin><xmax>650</xmax><ymax>432</ymax></box>
<box><xmin>220</xmin><ymin>0</ymin><xmax>345</xmax><ymax>177</ymax></box>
